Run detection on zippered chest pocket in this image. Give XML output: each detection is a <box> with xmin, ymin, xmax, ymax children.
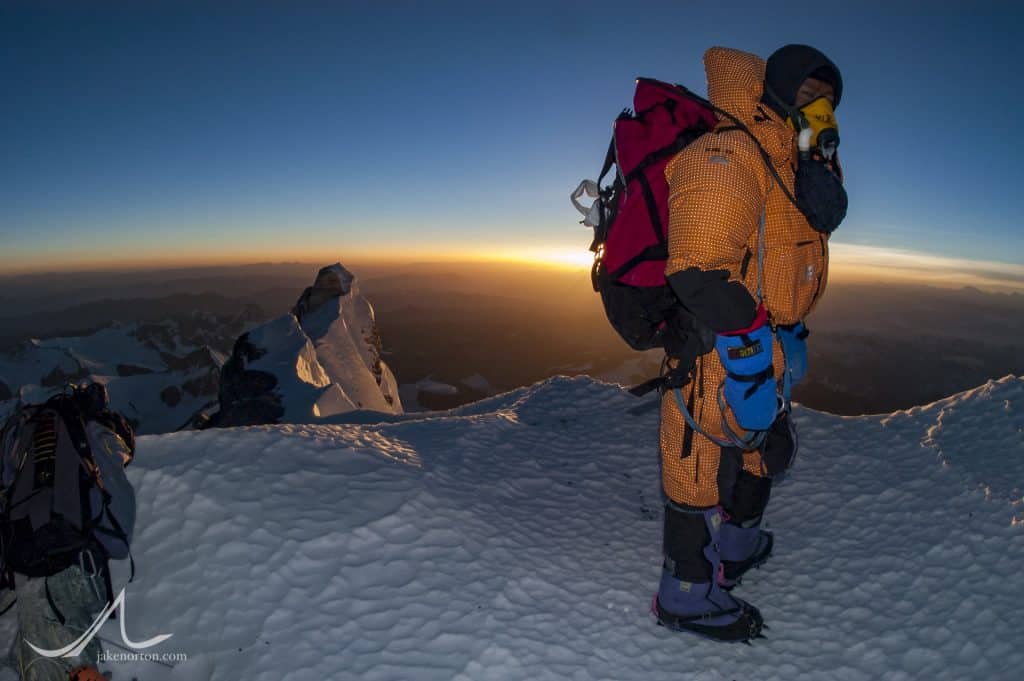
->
<box><xmin>765</xmin><ymin>238</ymin><xmax>822</xmax><ymax>324</ymax></box>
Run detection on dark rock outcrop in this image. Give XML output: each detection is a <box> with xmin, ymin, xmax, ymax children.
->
<box><xmin>204</xmin><ymin>331</ymin><xmax>284</xmax><ymax>428</ymax></box>
<box><xmin>292</xmin><ymin>263</ymin><xmax>355</xmax><ymax>322</ymax></box>
<box><xmin>183</xmin><ymin>370</ymin><xmax>219</xmax><ymax>398</ymax></box>
<box><xmin>40</xmin><ymin>363</ymin><xmax>90</xmax><ymax>387</ymax></box>
<box><xmin>160</xmin><ymin>385</ymin><xmax>182</xmax><ymax>407</ymax></box>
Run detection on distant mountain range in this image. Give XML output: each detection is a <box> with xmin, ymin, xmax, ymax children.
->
<box><xmin>0</xmin><ymin>263</ymin><xmax>406</xmax><ymax>434</ymax></box>
<box><xmin>0</xmin><ymin>309</ymin><xmax>258</xmax><ymax>434</ymax></box>
<box><xmin>1</xmin><ymin>261</ymin><xmax>1021</xmax><ymax>424</ymax></box>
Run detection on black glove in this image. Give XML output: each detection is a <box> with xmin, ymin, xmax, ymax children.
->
<box><xmin>662</xmin><ymin>306</ymin><xmax>714</xmax><ymax>369</ymax></box>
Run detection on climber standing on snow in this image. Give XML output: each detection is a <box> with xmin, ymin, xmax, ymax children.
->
<box><xmin>653</xmin><ymin>45</ymin><xmax>847</xmax><ymax>641</ymax></box>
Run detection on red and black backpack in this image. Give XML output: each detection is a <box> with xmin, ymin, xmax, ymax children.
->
<box><xmin>573</xmin><ymin>78</ymin><xmax>719</xmax><ymax>389</ymax></box>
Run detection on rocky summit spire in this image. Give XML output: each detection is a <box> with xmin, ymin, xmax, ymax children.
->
<box><xmin>291</xmin><ymin>263</ymin><xmax>356</xmax><ymax>322</ymax></box>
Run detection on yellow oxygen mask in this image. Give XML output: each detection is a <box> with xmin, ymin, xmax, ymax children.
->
<box><xmin>789</xmin><ymin>96</ymin><xmax>840</xmax><ymax>159</ymax></box>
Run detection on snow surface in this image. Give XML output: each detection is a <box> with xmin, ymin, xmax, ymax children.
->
<box><xmin>299</xmin><ymin>289</ymin><xmax>401</xmax><ymax>415</ymax></box>
<box><xmin>1</xmin><ymin>374</ymin><xmax>1022</xmax><ymax>680</ymax></box>
<box><xmin>245</xmin><ymin>313</ymin><xmax>338</xmax><ymax>418</ymax></box>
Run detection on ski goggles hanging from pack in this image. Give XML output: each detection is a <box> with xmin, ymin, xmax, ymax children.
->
<box><xmin>570</xmin><ymin>179</ymin><xmax>606</xmax><ymax>229</ymax></box>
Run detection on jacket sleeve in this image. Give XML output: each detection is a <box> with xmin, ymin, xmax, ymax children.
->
<box><xmin>663</xmin><ymin>131</ymin><xmax>766</xmax><ymax>333</ymax></box>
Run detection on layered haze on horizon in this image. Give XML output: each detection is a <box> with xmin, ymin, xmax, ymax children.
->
<box><xmin>3</xmin><ymin>249</ymin><xmax>1023</xmax><ymax>294</ymax></box>
<box><xmin>2</xmin><ymin>1</ymin><xmax>1021</xmax><ymax>286</ymax></box>
<box><xmin>0</xmin><ymin>258</ymin><xmax>1020</xmax><ymax>419</ymax></box>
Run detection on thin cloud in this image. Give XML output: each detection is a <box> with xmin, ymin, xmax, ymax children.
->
<box><xmin>830</xmin><ymin>243</ymin><xmax>1024</xmax><ymax>291</ymax></box>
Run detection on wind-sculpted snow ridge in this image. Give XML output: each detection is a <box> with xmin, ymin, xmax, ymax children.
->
<box><xmin>0</xmin><ymin>375</ymin><xmax>1020</xmax><ymax>680</ymax></box>
<box><xmin>917</xmin><ymin>375</ymin><xmax>1024</xmax><ymax>524</ymax></box>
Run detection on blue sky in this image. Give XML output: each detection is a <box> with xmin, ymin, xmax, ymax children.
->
<box><xmin>1</xmin><ymin>1</ymin><xmax>1021</xmax><ymax>283</ymax></box>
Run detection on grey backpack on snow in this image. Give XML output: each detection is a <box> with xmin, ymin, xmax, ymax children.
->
<box><xmin>0</xmin><ymin>383</ymin><xmax>136</xmax><ymax>606</ymax></box>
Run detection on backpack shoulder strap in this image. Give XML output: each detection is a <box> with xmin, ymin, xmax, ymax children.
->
<box><xmin>671</xmin><ymin>85</ymin><xmax>802</xmax><ymax>215</ymax></box>
<box><xmin>597</xmin><ymin>135</ymin><xmax>616</xmax><ymax>187</ymax></box>
<box><xmin>47</xmin><ymin>395</ymin><xmax>94</xmax><ymax>462</ymax></box>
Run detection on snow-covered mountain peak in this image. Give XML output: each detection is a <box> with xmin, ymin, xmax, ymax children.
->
<box><xmin>207</xmin><ymin>262</ymin><xmax>402</xmax><ymax>427</ymax></box>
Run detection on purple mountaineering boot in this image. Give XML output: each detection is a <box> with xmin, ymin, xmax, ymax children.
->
<box><xmin>653</xmin><ymin>503</ymin><xmax>763</xmax><ymax>642</ymax></box>
<box><xmin>719</xmin><ymin>522</ymin><xmax>773</xmax><ymax>590</ymax></box>
<box><xmin>719</xmin><ymin>470</ymin><xmax>774</xmax><ymax>589</ymax></box>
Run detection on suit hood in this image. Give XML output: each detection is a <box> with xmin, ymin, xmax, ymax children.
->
<box><xmin>703</xmin><ymin>46</ymin><xmax>793</xmax><ymax>162</ymax></box>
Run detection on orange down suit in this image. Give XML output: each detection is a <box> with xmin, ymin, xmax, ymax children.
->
<box><xmin>659</xmin><ymin>47</ymin><xmax>831</xmax><ymax>507</ymax></box>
